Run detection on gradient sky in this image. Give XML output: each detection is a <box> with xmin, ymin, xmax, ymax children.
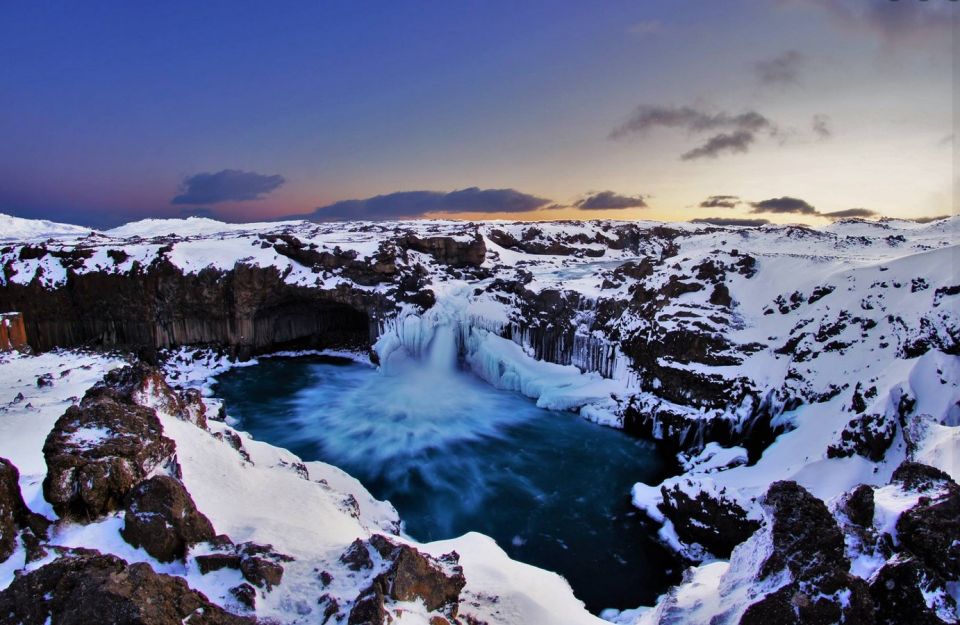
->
<box><xmin>0</xmin><ymin>0</ymin><xmax>955</xmax><ymax>227</ymax></box>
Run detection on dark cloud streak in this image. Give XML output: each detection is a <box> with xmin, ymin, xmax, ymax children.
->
<box><xmin>172</xmin><ymin>169</ymin><xmax>285</xmax><ymax>205</ymax></box>
<box><xmin>301</xmin><ymin>187</ymin><xmax>553</xmax><ymax>221</ymax></box>
<box><xmin>754</xmin><ymin>50</ymin><xmax>804</xmax><ymax>85</ymax></box>
<box><xmin>691</xmin><ymin>217</ymin><xmax>770</xmax><ymax>227</ymax></box>
<box><xmin>699</xmin><ymin>195</ymin><xmax>741</xmax><ymax>209</ymax></box>
<box><xmin>575</xmin><ymin>191</ymin><xmax>648</xmax><ymax>210</ymax></box>
<box><xmin>749</xmin><ymin>196</ymin><xmax>818</xmax><ymax>215</ymax></box>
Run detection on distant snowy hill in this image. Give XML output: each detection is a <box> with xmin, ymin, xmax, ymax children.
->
<box><xmin>0</xmin><ymin>212</ymin><xmax>96</xmax><ymax>241</ymax></box>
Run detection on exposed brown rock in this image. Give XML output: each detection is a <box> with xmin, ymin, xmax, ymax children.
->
<box><xmin>42</xmin><ymin>392</ymin><xmax>177</xmax><ymax>521</ymax></box>
<box><xmin>0</xmin><ymin>552</ymin><xmax>256</xmax><ymax>624</ymax></box>
<box><xmin>0</xmin><ymin>457</ymin><xmax>49</xmax><ymax>563</ymax></box>
<box><xmin>121</xmin><ymin>475</ymin><xmax>216</xmax><ymax>562</ymax></box>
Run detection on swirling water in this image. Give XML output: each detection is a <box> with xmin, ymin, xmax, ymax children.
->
<box><xmin>214</xmin><ymin>350</ymin><xmax>678</xmax><ymax>612</ymax></box>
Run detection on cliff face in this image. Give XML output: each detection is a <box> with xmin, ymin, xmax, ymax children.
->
<box><xmin>1</xmin><ymin>260</ymin><xmax>380</xmax><ymax>358</ymax></box>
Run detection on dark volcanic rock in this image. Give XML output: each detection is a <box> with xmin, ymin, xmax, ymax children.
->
<box><xmin>121</xmin><ymin>475</ymin><xmax>216</xmax><ymax>562</ymax></box>
<box><xmin>893</xmin><ymin>465</ymin><xmax>960</xmax><ymax>581</ymax></box>
<box><xmin>827</xmin><ymin>412</ymin><xmax>897</xmax><ymax>462</ymax></box>
<box><xmin>42</xmin><ymin>393</ymin><xmax>177</xmax><ymax>521</ymax></box>
<box><xmin>658</xmin><ymin>482</ymin><xmax>760</xmax><ymax>557</ymax></box>
<box><xmin>0</xmin><ymin>457</ymin><xmax>50</xmax><ymax>563</ymax></box>
<box><xmin>840</xmin><ymin>484</ymin><xmax>876</xmax><ymax>528</ymax></box>
<box><xmin>0</xmin><ymin>552</ymin><xmax>255</xmax><ymax>624</ymax></box>
<box><xmin>869</xmin><ymin>556</ymin><xmax>958</xmax><ymax>625</ymax></box>
<box><xmin>400</xmin><ymin>233</ymin><xmax>486</xmax><ymax>267</ymax></box>
<box><xmin>346</xmin><ymin>535</ymin><xmax>466</xmax><ymax>624</ymax></box>
<box><xmin>741</xmin><ymin>481</ymin><xmax>875</xmax><ymax>625</ymax></box>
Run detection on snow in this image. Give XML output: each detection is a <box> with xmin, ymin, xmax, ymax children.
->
<box><xmin>0</xmin><ymin>213</ymin><xmax>95</xmax><ymax>242</ymax></box>
<box><xmin>0</xmin><ymin>212</ymin><xmax>957</xmax><ymax>623</ymax></box>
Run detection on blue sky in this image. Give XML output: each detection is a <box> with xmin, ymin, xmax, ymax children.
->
<box><xmin>0</xmin><ymin>0</ymin><xmax>954</xmax><ymax>226</ymax></box>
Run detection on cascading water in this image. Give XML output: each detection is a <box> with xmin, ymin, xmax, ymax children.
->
<box><xmin>213</xmin><ymin>285</ymin><xmax>677</xmax><ymax>611</ymax></box>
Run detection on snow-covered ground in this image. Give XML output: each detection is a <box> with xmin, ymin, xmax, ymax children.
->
<box><xmin>0</xmin><ymin>212</ymin><xmax>957</xmax><ymax>623</ymax></box>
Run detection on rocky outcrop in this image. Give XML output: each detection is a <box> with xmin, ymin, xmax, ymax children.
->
<box><xmin>344</xmin><ymin>535</ymin><xmax>466</xmax><ymax>625</ymax></box>
<box><xmin>657</xmin><ymin>483</ymin><xmax>760</xmax><ymax>558</ymax></box>
<box><xmin>121</xmin><ymin>475</ymin><xmax>216</xmax><ymax>562</ymax></box>
<box><xmin>740</xmin><ymin>481</ymin><xmax>875</xmax><ymax>625</ymax></box>
<box><xmin>196</xmin><ymin>541</ymin><xmax>292</xmax><ymax>591</ymax></box>
<box><xmin>0</xmin><ymin>457</ymin><xmax>49</xmax><ymax>563</ymax></box>
<box><xmin>42</xmin><ymin>389</ymin><xmax>177</xmax><ymax>521</ymax></box>
<box><xmin>0</xmin><ymin>551</ymin><xmax>256</xmax><ymax>624</ymax></box>
<box><xmin>891</xmin><ymin>463</ymin><xmax>960</xmax><ymax>582</ymax></box>
<box><xmin>400</xmin><ymin>233</ymin><xmax>486</xmax><ymax>267</ymax></box>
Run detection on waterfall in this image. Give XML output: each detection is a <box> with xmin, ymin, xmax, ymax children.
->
<box><xmin>373</xmin><ymin>294</ymin><xmax>631</xmax><ymax>416</ymax></box>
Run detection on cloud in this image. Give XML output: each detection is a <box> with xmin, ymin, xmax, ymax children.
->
<box><xmin>303</xmin><ymin>187</ymin><xmax>553</xmax><ymax>221</ymax></box>
<box><xmin>793</xmin><ymin>0</ymin><xmax>952</xmax><ymax>47</ymax></box>
<box><xmin>812</xmin><ymin>114</ymin><xmax>832</xmax><ymax>140</ymax></box>
<box><xmin>171</xmin><ymin>169</ymin><xmax>285</xmax><ymax>205</ymax></box>
<box><xmin>820</xmin><ymin>208</ymin><xmax>878</xmax><ymax>219</ymax></box>
<box><xmin>749</xmin><ymin>196</ymin><xmax>818</xmax><ymax>215</ymax></box>
<box><xmin>609</xmin><ymin>104</ymin><xmax>779</xmax><ymax>161</ymax></box>
<box><xmin>910</xmin><ymin>215</ymin><xmax>950</xmax><ymax>224</ymax></box>
<box><xmin>691</xmin><ymin>217</ymin><xmax>770</xmax><ymax>227</ymax></box>
<box><xmin>575</xmin><ymin>191</ymin><xmax>648</xmax><ymax>210</ymax></box>
<box><xmin>699</xmin><ymin>195</ymin><xmax>741</xmax><ymax>209</ymax></box>
<box><xmin>609</xmin><ymin>105</ymin><xmax>774</xmax><ymax>139</ymax></box>
<box><xmin>939</xmin><ymin>134</ymin><xmax>954</xmax><ymax>147</ymax></box>
<box><xmin>681</xmin><ymin>130</ymin><xmax>755</xmax><ymax>160</ymax></box>
<box><xmin>754</xmin><ymin>50</ymin><xmax>804</xmax><ymax>85</ymax></box>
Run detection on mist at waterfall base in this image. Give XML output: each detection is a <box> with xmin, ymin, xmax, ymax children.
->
<box><xmin>214</xmin><ymin>334</ymin><xmax>679</xmax><ymax>612</ymax></box>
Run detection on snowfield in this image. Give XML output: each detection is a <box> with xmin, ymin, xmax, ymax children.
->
<box><xmin>0</xmin><ymin>212</ymin><xmax>957</xmax><ymax>624</ymax></box>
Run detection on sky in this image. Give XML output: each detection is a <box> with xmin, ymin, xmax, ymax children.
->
<box><xmin>0</xmin><ymin>0</ymin><xmax>955</xmax><ymax>228</ymax></box>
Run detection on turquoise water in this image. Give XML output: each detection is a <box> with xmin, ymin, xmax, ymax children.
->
<box><xmin>214</xmin><ymin>354</ymin><xmax>678</xmax><ymax>612</ymax></box>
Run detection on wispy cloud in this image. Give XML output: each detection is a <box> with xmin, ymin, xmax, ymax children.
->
<box><xmin>812</xmin><ymin>114</ymin><xmax>832</xmax><ymax>140</ymax></box>
<box><xmin>820</xmin><ymin>208</ymin><xmax>877</xmax><ymax>219</ymax></box>
<box><xmin>627</xmin><ymin>19</ymin><xmax>662</xmax><ymax>37</ymax></box>
<box><xmin>754</xmin><ymin>50</ymin><xmax>805</xmax><ymax>85</ymax></box>
<box><xmin>301</xmin><ymin>187</ymin><xmax>553</xmax><ymax>221</ymax></box>
<box><xmin>790</xmin><ymin>0</ymin><xmax>952</xmax><ymax>47</ymax></box>
<box><xmin>171</xmin><ymin>169</ymin><xmax>285</xmax><ymax>205</ymax></box>
<box><xmin>609</xmin><ymin>104</ymin><xmax>780</xmax><ymax>161</ymax></box>
<box><xmin>575</xmin><ymin>191</ymin><xmax>648</xmax><ymax>210</ymax></box>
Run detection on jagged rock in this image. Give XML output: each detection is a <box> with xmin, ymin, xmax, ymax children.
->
<box><xmin>98</xmin><ymin>363</ymin><xmax>207</xmax><ymax>427</ymax></box>
<box><xmin>42</xmin><ymin>392</ymin><xmax>177</xmax><ymax>521</ymax></box>
<box><xmin>346</xmin><ymin>536</ymin><xmax>466</xmax><ymax>624</ymax></box>
<box><xmin>0</xmin><ymin>457</ymin><xmax>49</xmax><ymax>563</ymax></box>
<box><xmin>869</xmin><ymin>556</ymin><xmax>958</xmax><ymax>625</ymax></box>
<box><xmin>230</xmin><ymin>584</ymin><xmax>257</xmax><ymax>610</ymax></box>
<box><xmin>827</xmin><ymin>411</ymin><xmax>897</xmax><ymax>462</ymax></box>
<box><xmin>657</xmin><ymin>483</ymin><xmax>760</xmax><ymax>557</ymax></box>
<box><xmin>400</xmin><ymin>233</ymin><xmax>486</xmax><ymax>267</ymax></box>
<box><xmin>341</xmin><ymin>537</ymin><xmax>374</xmax><ymax>571</ymax></box>
<box><xmin>741</xmin><ymin>481</ymin><xmax>875</xmax><ymax>625</ymax></box>
<box><xmin>36</xmin><ymin>372</ymin><xmax>53</xmax><ymax>387</ymax></box>
<box><xmin>121</xmin><ymin>475</ymin><xmax>216</xmax><ymax>562</ymax></box>
<box><xmin>840</xmin><ymin>484</ymin><xmax>875</xmax><ymax>528</ymax></box>
<box><xmin>0</xmin><ymin>552</ymin><xmax>255</xmax><ymax>624</ymax></box>
<box><xmin>893</xmin><ymin>464</ymin><xmax>960</xmax><ymax>581</ymax></box>
<box><xmin>196</xmin><ymin>552</ymin><xmax>243</xmax><ymax>574</ymax></box>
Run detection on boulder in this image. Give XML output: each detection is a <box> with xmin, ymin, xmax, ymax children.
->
<box><xmin>869</xmin><ymin>556</ymin><xmax>957</xmax><ymax>625</ymax></box>
<box><xmin>121</xmin><ymin>475</ymin><xmax>216</xmax><ymax>562</ymax></box>
<box><xmin>0</xmin><ymin>552</ymin><xmax>255</xmax><ymax>624</ymax></box>
<box><xmin>42</xmin><ymin>393</ymin><xmax>177</xmax><ymax>521</ymax></box>
<box><xmin>0</xmin><ymin>457</ymin><xmax>49</xmax><ymax>563</ymax></box>
<box><xmin>346</xmin><ymin>535</ymin><xmax>465</xmax><ymax>624</ymax></box>
<box><xmin>893</xmin><ymin>464</ymin><xmax>960</xmax><ymax>581</ymax></box>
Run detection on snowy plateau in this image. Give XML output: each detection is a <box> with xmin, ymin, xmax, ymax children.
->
<box><xmin>0</xmin><ymin>212</ymin><xmax>957</xmax><ymax>625</ymax></box>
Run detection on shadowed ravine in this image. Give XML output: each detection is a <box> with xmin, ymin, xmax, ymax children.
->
<box><xmin>214</xmin><ymin>333</ymin><xmax>680</xmax><ymax>613</ymax></box>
